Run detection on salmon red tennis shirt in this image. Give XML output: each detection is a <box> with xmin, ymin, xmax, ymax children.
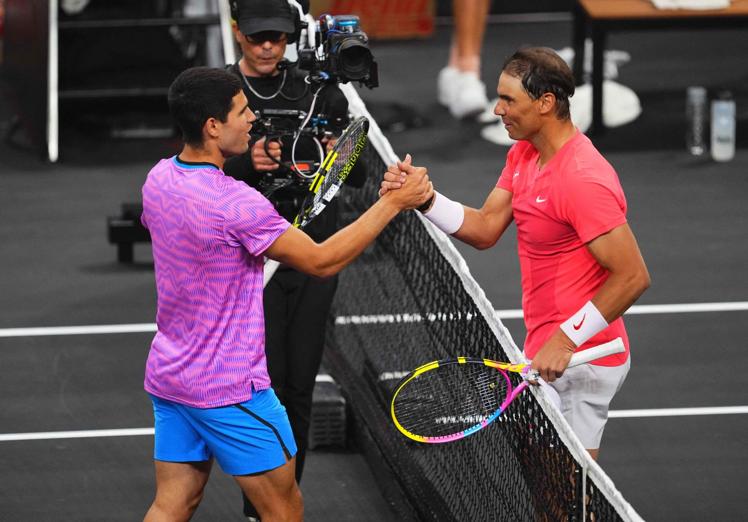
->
<box><xmin>497</xmin><ymin>132</ymin><xmax>629</xmax><ymax>366</ymax></box>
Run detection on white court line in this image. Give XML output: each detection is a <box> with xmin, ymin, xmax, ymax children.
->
<box><xmin>1</xmin><ymin>406</ymin><xmax>746</xmax><ymax>442</ymax></box>
<box><xmin>1</xmin><ymin>301</ymin><xmax>747</xmax><ymax>337</ymax></box>
<box><xmin>494</xmin><ymin>301</ymin><xmax>748</xmax><ymax>320</ymax></box>
<box><xmin>0</xmin><ymin>428</ymin><xmax>154</xmax><ymax>442</ymax></box>
<box><xmin>0</xmin><ymin>323</ymin><xmax>157</xmax><ymax>338</ymax></box>
<box><xmin>608</xmin><ymin>406</ymin><xmax>748</xmax><ymax>418</ymax></box>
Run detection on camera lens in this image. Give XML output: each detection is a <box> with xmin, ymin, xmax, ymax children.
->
<box><xmin>338</xmin><ymin>39</ymin><xmax>373</xmax><ymax>81</ymax></box>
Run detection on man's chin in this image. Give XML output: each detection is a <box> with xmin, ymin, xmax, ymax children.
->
<box><xmin>224</xmin><ymin>143</ymin><xmax>249</xmax><ymax>159</ymax></box>
<box><xmin>256</xmin><ymin>63</ymin><xmax>281</xmax><ymax>76</ymax></box>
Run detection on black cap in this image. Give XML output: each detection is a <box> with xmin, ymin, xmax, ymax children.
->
<box><xmin>232</xmin><ymin>0</ymin><xmax>296</xmax><ymax>37</ymax></box>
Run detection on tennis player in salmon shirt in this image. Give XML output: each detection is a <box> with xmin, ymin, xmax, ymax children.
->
<box><xmin>140</xmin><ymin>66</ymin><xmax>432</xmax><ymax>522</ymax></box>
<box><xmin>381</xmin><ymin>47</ymin><xmax>650</xmax><ymax>460</ymax></box>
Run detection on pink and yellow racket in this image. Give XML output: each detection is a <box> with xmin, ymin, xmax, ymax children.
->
<box><xmin>390</xmin><ymin>338</ymin><xmax>624</xmax><ymax>444</ymax></box>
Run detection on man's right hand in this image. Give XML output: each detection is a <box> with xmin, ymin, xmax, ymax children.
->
<box><xmin>380</xmin><ymin>154</ymin><xmax>433</xmax><ymax>211</ymax></box>
<box><xmin>252</xmin><ymin>138</ymin><xmax>282</xmax><ymax>172</ymax></box>
<box><xmin>379</xmin><ymin>153</ymin><xmax>412</xmax><ymax>197</ymax></box>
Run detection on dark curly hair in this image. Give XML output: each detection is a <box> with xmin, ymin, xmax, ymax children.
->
<box><xmin>502</xmin><ymin>47</ymin><xmax>575</xmax><ymax>120</ymax></box>
<box><xmin>168</xmin><ymin>67</ymin><xmax>243</xmax><ymax>146</ymax></box>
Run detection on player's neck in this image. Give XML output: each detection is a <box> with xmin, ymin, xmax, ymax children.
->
<box><xmin>532</xmin><ymin>120</ymin><xmax>578</xmax><ymax>168</ymax></box>
<box><xmin>178</xmin><ymin>143</ymin><xmax>225</xmax><ymax>170</ymax></box>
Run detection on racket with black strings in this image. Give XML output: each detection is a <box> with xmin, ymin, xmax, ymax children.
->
<box><xmin>263</xmin><ymin>116</ymin><xmax>369</xmax><ymax>286</ymax></box>
<box><xmin>391</xmin><ymin>337</ymin><xmax>625</xmax><ymax>443</ymax></box>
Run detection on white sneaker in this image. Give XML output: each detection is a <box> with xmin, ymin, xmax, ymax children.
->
<box><xmin>437</xmin><ymin>66</ymin><xmax>460</xmax><ymax>107</ymax></box>
<box><xmin>451</xmin><ymin>71</ymin><xmax>489</xmax><ymax>119</ymax></box>
<box><xmin>437</xmin><ymin>67</ymin><xmax>489</xmax><ymax>119</ymax></box>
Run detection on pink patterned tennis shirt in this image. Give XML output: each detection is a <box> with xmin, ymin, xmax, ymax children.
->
<box><xmin>141</xmin><ymin>156</ymin><xmax>290</xmax><ymax>408</ymax></box>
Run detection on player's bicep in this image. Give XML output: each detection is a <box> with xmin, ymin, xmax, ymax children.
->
<box><xmin>454</xmin><ymin>187</ymin><xmax>513</xmax><ymax>249</ymax></box>
<box><xmin>586</xmin><ymin>223</ymin><xmax>648</xmax><ymax>277</ymax></box>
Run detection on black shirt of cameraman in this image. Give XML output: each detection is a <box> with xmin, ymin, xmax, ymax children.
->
<box><xmin>223</xmin><ymin>36</ymin><xmax>365</xmax><ymax>244</ymax></box>
<box><xmin>223</xmin><ymin>3</ymin><xmax>368</xmax><ymax>519</ymax></box>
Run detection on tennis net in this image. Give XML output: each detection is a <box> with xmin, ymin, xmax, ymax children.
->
<box><xmin>322</xmin><ymin>84</ymin><xmax>644</xmax><ymax>522</ymax></box>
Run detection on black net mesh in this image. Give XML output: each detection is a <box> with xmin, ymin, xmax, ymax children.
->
<box><xmin>325</xmin><ymin>144</ymin><xmax>629</xmax><ymax>521</ymax></box>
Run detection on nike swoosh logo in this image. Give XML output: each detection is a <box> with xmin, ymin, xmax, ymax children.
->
<box><xmin>513</xmin><ymin>171</ymin><xmax>520</xmax><ymax>178</ymax></box>
<box><xmin>573</xmin><ymin>314</ymin><xmax>586</xmax><ymax>330</ymax></box>
<box><xmin>535</xmin><ymin>196</ymin><xmax>547</xmax><ymax>203</ymax></box>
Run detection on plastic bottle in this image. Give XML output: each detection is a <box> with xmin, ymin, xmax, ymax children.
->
<box><xmin>685</xmin><ymin>86</ymin><xmax>707</xmax><ymax>156</ymax></box>
<box><xmin>711</xmin><ymin>91</ymin><xmax>736</xmax><ymax>162</ymax></box>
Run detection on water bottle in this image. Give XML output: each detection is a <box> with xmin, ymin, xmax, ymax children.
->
<box><xmin>711</xmin><ymin>91</ymin><xmax>736</xmax><ymax>162</ymax></box>
<box><xmin>685</xmin><ymin>86</ymin><xmax>707</xmax><ymax>156</ymax></box>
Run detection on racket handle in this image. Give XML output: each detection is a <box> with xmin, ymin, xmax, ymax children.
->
<box><xmin>264</xmin><ymin>259</ymin><xmax>280</xmax><ymax>287</ymax></box>
<box><xmin>567</xmin><ymin>337</ymin><xmax>625</xmax><ymax>367</ymax></box>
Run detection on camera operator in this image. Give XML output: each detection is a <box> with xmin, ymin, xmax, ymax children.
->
<box><xmin>223</xmin><ymin>1</ymin><xmax>367</xmax><ymax>519</ymax></box>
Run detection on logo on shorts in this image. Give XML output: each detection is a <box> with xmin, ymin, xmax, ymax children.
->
<box><xmin>573</xmin><ymin>314</ymin><xmax>586</xmax><ymax>330</ymax></box>
<box><xmin>535</xmin><ymin>196</ymin><xmax>547</xmax><ymax>203</ymax></box>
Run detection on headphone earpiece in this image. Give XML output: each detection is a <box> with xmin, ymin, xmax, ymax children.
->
<box><xmin>286</xmin><ymin>4</ymin><xmax>303</xmax><ymax>44</ymax></box>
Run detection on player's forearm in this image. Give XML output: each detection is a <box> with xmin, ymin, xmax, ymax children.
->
<box><xmin>422</xmin><ymin>188</ymin><xmax>512</xmax><ymax>249</ymax></box>
<box><xmin>591</xmin><ymin>263</ymin><xmax>651</xmax><ymax>323</ymax></box>
<box><xmin>306</xmin><ymin>196</ymin><xmax>401</xmax><ymax>277</ymax></box>
<box><xmin>556</xmin><ymin>256</ymin><xmax>649</xmax><ymax>349</ymax></box>
<box><xmin>452</xmin><ymin>206</ymin><xmax>510</xmax><ymax>250</ymax></box>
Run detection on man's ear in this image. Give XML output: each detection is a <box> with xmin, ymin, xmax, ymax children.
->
<box><xmin>231</xmin><ymin>22</ymin><xmax>243</xmax><ymax>44</ymax></box>
<box><xmin>204</xmin><ymin>117</ymin><xmax>221</xmax><ymax>140</ymax></box>
<box><xmin>538</xmin><ymin>92</ymin><xmax>557</xmax><ymax>116</ymax></box>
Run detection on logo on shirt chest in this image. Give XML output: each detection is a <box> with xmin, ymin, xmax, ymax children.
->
<box><xmin>535</xmin><ymin>196</ymin><xmax>547</xmax><ymax>203</ymax></box>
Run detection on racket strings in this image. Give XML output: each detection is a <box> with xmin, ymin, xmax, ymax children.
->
<box><xmin>294</xmin><ymin>117</ymin><xmax>368</xmax><ymax>228</ymax></box>
<box><xmin>322</xmin><ymin>120</ymin><xmax>367</xmax><ymax>185</ymax></box>
<box><xmin>393</xmin><ymin>363</ymin><xmax>510</xmax><ymax>438</ymax></box>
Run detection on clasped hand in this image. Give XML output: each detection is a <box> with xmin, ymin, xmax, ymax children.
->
<box><xmin>379</xmin><ymin>154</ymin><xmax>434</xmax><ymax>210</ymax></box>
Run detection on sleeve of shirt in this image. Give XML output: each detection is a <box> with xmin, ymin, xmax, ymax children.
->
<box><xmin>496</xmin><ymin>143</ymin><xmax>519</xmax><ymax>192</ymax></box>
<box><xmin>223</xmin><ymin>183</ymin><xmax>291</xmax><ymax>256</ymax></box>
<box><xmin>558</xmin><ymin>168</ymin><xmax>628</xmax><ymax>244</ymax></box>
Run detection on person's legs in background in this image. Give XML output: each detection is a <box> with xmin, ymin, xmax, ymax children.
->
<box><xmin>242</xmin><ymin>269</ymin><xmax>337</xmax><ymax>520</ymax></box>
<box><xmin>438</xmin><ymin>0</ymin><xmax>491</xmax><ymax>119</ymax></box>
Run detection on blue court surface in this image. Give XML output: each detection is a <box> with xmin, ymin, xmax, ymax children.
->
<box><xmin>1</xmin><ymin>14</ymin><xmax>747</xmax><ymax>522</ymax></box>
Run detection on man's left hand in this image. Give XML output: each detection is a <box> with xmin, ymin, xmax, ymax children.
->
<box><xmin>530</xmin><ymin>330</ymin><xmax>577</xmax><ymax>383</ymax></box>
<box><xmin>323</xmin><ymin>137</ymin><xmax>337</xmax><ymax>153</ymax></box>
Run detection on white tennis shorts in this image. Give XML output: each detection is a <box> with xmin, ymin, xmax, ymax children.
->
<box><xmin>547</xmin><ymin>356</ymin><xmax>631</xmax><ymax>449</ymax></box>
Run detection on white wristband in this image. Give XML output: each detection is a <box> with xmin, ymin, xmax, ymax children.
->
<box><xmin>560</xmin><ymin>300</ymin><xmax>608</xmax><ymax>347</ymax></box>
<box><xmin>422</xmin><ymin>191</ymin><xmax>465</xmax><ymax>235</ymax></box>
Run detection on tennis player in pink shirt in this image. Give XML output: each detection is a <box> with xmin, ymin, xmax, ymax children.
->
<box><xmin>382</xmin><ymin>47</ymin><xmax>650</xmax><ymax>460</ymax></box>
<box><xmin>141</xmin><ymin>66</ymin><xmax>432</xmax><ymax>522</ymax></box>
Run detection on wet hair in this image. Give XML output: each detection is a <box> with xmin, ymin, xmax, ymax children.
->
<box><xmin>502</xmin><ymin>47</ymin><xmax>575</xmax><ymax>120</ymax></box>
<box><xmin>168</xmin><ymin>66</ymin><xmax>243</xmax><ymax>146</ymax></box>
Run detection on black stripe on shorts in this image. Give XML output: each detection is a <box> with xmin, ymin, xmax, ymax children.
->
<box><xmin>234</xmin><ymin>403</ymin><xmax>292</xmax><ymax>461</ymax></box>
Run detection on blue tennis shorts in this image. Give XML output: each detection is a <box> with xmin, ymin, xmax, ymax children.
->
<box><xmin>149</xmin><ymin>388</ymin><xmax>297</xmax><ymax>476</ymax></box>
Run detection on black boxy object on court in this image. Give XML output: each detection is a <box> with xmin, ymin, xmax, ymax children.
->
<box><xmin>308</xmin><ymin>377</ymin><xmax>347</xmax><ymax>450</ymax></box>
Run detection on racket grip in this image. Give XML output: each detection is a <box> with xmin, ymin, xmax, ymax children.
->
<box><xmin>567</xmin><ymin>337</ymin><xmax>625</xmax><ymax>367</ymax></box>
<box><xmin>264</xmin><ymin>259</ymin><xmax>280</xmax><ymax>287</ymax></box>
